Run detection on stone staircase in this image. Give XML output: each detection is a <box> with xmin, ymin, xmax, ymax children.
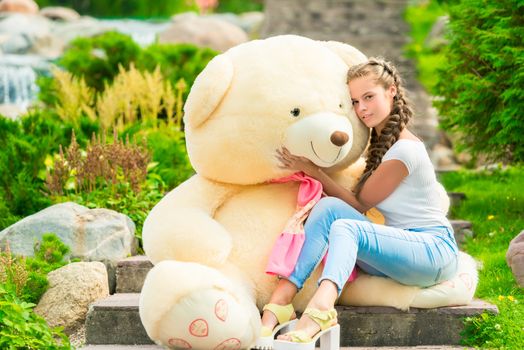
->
<box><xmin>81</xmin><ymin>191</ymin><xmax>496</xmax><ymax>349</ymax></box>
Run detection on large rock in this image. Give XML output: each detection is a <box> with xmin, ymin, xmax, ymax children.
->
<box><xmin>159</xmin><ymin>13</ymin><xmax>248</xmax><ymax>52</ymax></box>
<box><xmin>34</xmin><ymin>261</ymin><xmax>109</xmax><ymax>333</ymax></box>
<box><xmin>0</xmin><ymin>202</ymin><xmax>137</xmax><ymax>261</ymax></box>
<box><xmin>0</xmin><ymin>0</ymin><xmax>38</xmax><ymax>14</ymax></box>
<box><xmin>506</xmin><ymin>230</ymin><xmax>524</xmax><ymax>287</ymax></box>
<box><xmin>40</xmin><ymin>6</ymin><xmax>80</xmax><ymax>21</ymax></box>
<box><xmin>0</xmin><ymin>13</ymin><xmax>64</xmax><ymax>58</ymax></box>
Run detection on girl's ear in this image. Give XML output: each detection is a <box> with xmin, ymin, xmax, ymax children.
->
<box><xmin>183</xmin><ymin>54</ymin><xmax>234</xmax><ymax>129</ymax></box>
<box><xmin>389</xmin><ymin>84</ymin><xmax>398</xmax><ymax>99</ymax></box>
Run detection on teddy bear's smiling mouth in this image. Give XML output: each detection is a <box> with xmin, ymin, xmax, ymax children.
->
<box><xmin>310</xmin><ymin>141</ymin><xmax>343</xmax><ymax>164</ymax></box>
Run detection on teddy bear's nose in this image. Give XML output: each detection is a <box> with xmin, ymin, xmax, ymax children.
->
<box><xmin>330</xmin><ymin>131</ymin><xmax>349</xmax><ymax>147</ymax></box>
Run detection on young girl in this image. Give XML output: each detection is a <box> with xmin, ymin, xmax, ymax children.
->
<box><xmin>258</xmin><ymin>57</ymin><xmax>459</xmax><ymax>349</ymax></box>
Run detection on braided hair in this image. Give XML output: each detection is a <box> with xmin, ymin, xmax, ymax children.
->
<box><xmin>347</xmin><ymin>57</ymin><xmax>414</xmax><ymax>198</ymax></box>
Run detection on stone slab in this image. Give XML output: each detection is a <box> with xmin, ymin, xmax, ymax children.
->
<box><xmin>85</xmin><ymin>293</ymin><xmax>497</xmax><ymax>346</ymax></box>
<box><xmin>116</xmin><ymin>256</ymin><xmax>153</xmax><ymax>293</ymax></box>
<box><xmin>450</xmin><ymin>220</ymin><xmax>474</xmax><ymax>246</ymax></box>
<box><xmin>81</xmin><ymin>346</ymin><xmax>472</xmax><ymax>350</ymax></box>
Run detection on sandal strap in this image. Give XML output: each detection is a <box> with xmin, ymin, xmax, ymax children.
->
<box><xmin>284</xmin><ymin>330</ymin><xmax>312</xmax><ymax>343</ymax></box>
<box><xmin>263</xmin><ymin>303</ymin><xmax>294</xmax><ymax>325</ymax></box>
<box><xmin>303</xmin><ymin>307</ymin><xmax>337</xmax><ymax>331</ymax></box>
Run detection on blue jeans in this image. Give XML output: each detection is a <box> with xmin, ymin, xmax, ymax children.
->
<box><xmin>287</xmin><ymin>197</ymin><xmax>459</xmax><ymax>293</ymax></box>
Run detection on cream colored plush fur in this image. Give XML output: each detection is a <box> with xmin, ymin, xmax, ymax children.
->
<box><xmin>139</xmin><ymin>35</ymin><xmax>477</xmax><ymax>350</ymax></box>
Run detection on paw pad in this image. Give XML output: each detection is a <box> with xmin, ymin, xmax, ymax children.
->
<box><xmin>215</xmin><ymin>299</ymin><xmax>228</xmax><ymax>322</ymax></box>
<box><xmin>213</xmin><ymin>338</ymin><xmax>241</xmax><ymax>350</ymax></box>
<box><xmin>441</xmin><ymin>280</ymin><xmax>455</xmax><ymax>288</ymax></box>
<box><xmin>168</xmin><ymin>338</ymin><xmax>192</xmax><ymax>348</ymax></box>
<box><xmin>459</xmin><ymin>273</ymin><xmax>473</xmax><ymax>290</ymax></box>
<box><xmin>189</xmin><ymin>319</ymin><xmax>209</xmax><ymax>337</ymax></box>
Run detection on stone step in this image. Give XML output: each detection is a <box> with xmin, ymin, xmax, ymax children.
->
<box><xmin>450</xmin><ymin>219</ymin><xmax>474</xmax><ymax>246</ymax></box>
<box><xmin>448</xmin><ymin>192</ymin><xmax>466</xmax><ymax>208</ymax></box>
<box><xmin>85</xmin><ymin>293</ymin><xmax>497</xmax><ymax>347</ymax></box>
<box><xmin>115</xmin><ymin>219</ymin><xmax>473</xmax><ymax>294</ymax></box>
<box><xmin>81</xmin><ymin>346</ymin><xmax>472</xmax><ymax>350</ymax></box>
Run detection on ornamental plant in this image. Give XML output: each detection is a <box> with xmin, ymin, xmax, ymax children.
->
<box><xmin>434</xmin><ymin>0</ymin><xmax>524</xmax><ymax>163</ymax></box>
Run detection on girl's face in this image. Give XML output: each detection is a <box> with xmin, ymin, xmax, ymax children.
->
<box><xmin>348</xmin><ymin>75</ymin><xmax>396</xmax><ymax>132</ymax></box>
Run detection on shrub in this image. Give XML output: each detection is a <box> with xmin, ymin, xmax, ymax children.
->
<box><xmin>216</xmin><ymin>0</ymin><xmax>264</xmax><ymax>13</ymax></box>
<box><xmin>55</xmin><ymin>32</ymin><xmax>217</xmax><ymax>99</ymax></box>
<box><xmin>58</xmin><ymin>31</ymin><xmax>142</xmax><ymax>92</ymax></box>
<box><xmin>0</xmin><ymin>285</ymin><xmax>71</xmax><ymax>350</ymax></box>
<box><xmin>45</xmin><ymin>131</ymin><xmax>166</xmax><ymax>246</ymax></box>
<box><xmin>0</xmin><ymin>112</ymin><xmax>99</xmax><ymax>231</ymax></box>
<box><xmin>1</xmin><ymin>234</ymin><xmax>70</xmax><ymax>304</ymax></box>
<box><xmin>434</xmin><ymin>0</ymin><xmax>524</xmax><ymax>163</ymax></box>
<box><xmin>35</xmin><ymin>0</ymin><xmax>197</xmax><ymax>18</ymax></box>
<box><xmin>0</xmin><ymin>234</ymin><xmax>71</xmax><ymax>349</ymax></box>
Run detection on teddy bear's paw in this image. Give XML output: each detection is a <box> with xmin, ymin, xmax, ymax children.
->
<box><xmin>155</xmin><ymin>288</ymin><xmax>257</xmax><ymax>350</ymax></box>
<box><xmin>139</xmin><ymin>261</ymin><xmax>260</xmax><ymax>350</ymax></box>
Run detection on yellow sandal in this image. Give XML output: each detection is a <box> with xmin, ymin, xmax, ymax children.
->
<box><xmin>252</xmin><ymin>303</ymin><xmax>297</xmax><ymax>350</ymax></box>
<box><xmin>273</xmin><ymin>307</ymin><xmax>339</xmax><ymax>350</ymax></box>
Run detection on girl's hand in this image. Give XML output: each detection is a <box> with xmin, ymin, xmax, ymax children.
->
<box><xmin>275</xmin><ymin>147</ymin><xmax>319</xmax><ymax>175</ymax></box>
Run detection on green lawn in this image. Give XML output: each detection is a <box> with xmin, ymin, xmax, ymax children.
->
<box><xmin>439</xmin><ymin>166</ymin><xmax>524</xmax><ymax>349</ymax></box>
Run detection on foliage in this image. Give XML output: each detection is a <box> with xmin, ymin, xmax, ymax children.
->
<box><xmin>45</xmin><ymin>131</ymin><xmax>168</xmax><ymax>245</ymax></box>
<box><xmin>51</xmin><ymin>64</ymin><xmax>187</xmax><ymax>132</ymax></box>
<box><xmin>216</xmin><ymin>0</ymin><xmax>264</xmax><ymax>13</ymax></box>
<box><xmin>434</xmin><ymin>0</ymin><xmax>524</xmax><ymax>163</ymax></box>
<box><xmin>54</xmin><ymin>32</ymin><xmax>217</xmax><ymax>100</ymax></box>
<box><xmin>439</xmin><ymin>166</ymin><xmax>524</xmax><ymax>349</ymax></box>
<box><xmin>126</xmin><ymin>126</ymin><xmax>194</xmax><ymax>189</ymax></box>
<box><xmin>1</xmin><ymin>234</ymin><xmax>70</xmax><ymax>304</ymax></box>
<box><xmin>34</xmin><ymin>0</ymin><xmax>197</xmax><ymax>18</ymax></box>
<box><xmin>0</xmin><ymin>285</ymin><xmax>71</xmax><ymax>350</ymax></box>
<box><xmin>0</xmin><ymin>234</ymin><xmax>71</xmax><ymax>348</ymax></box>
<box><xmin>58</xmin><ymin>31</ymin><xmax>142</xmax><ymax>92</ymax></box>
<box><xmin>46</xmin><ymin>130</ymin><xmax>151</xmax><ymax>195</ymax></box>
<box><xmin>404</xmin><ymin>0</ymin><xmax>448</xmax><ymax>93</ymax></box>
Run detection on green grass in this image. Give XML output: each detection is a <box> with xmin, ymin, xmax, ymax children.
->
<box><xmin>404</xmin><ymin>0</ymin><xmax>448</xmax><ymax>93</ymax></box>
<box><xmin>439</xmin><ymin>166</ymin><xmax>524</xmax><ymax>349</ymax></box>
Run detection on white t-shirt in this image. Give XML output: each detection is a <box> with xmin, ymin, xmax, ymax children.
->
<box><xmin>375</xmin><ymin>139</ymin><xmax>451</xmax><ymax>229</ymax></box>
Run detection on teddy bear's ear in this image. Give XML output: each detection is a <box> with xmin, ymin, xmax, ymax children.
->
<box><xmin>321</xmin><ymin>41</ymin><xmax>368</xmax><ymax>67</ymax></box>
<box><xmin>183</xmin><ymin>54</ymin><xmax>234</xmax><ymax>128</ymax></box>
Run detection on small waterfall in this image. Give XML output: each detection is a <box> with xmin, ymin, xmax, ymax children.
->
<box><xmin>0</xmin><ymin>65</ymin><xmax>38</xmax><ymax>109</ymax></box>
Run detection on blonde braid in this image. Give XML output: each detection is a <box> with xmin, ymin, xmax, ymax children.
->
<box><xmin>349</xmin><ymin>58</ymin><xmax>414</xmax><ymax>198</ymax></box>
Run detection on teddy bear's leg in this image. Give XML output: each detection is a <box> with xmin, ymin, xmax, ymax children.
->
<box><xmin>139</xmin><ymin>260</ymin><xmax>261</xmax><ymax>350</ymax></box>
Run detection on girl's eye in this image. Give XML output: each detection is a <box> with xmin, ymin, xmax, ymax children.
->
<box><xmin>365</xmin><ymin>95</ymin><xmax>373</xmax><ymax>100</ymax></box>
<box><xmin>351</xmin><ymin>101</ymin><xmax>358</xmax><ymax>106</ymax></box>
<box><xmin>290</xmin><ymin>108</ymin><xmax>300</xmax><ymax>117</ymax></box>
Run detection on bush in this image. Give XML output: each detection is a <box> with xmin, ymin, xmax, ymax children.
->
<box><xmin>34</xmin><ymin>0</ymin><xmax>197</xmax><ymax>18</ymax></box>
<box><xmin>0</xmin><ymin>234</ymin><xmax>71</xmax><ymax>348</ymax></box>
<box><xmin>1</xmin><ymin>234</ymin><xmax>70</xmax><ymax>304</ymax></box>
<box><xmin>434</xmin><ymin>0</ymin><xmax>524</xmax><ymax>163</ymax></box>
<box><xmin>0</xmin><ymin>285</ymin><xmax>71</xmax><ymax>350</ymax></box>
<box><xmin>216</xmin><ymin>0</ymin><xmax>264</xmax><ymax>13</ymax></box>
<box><xmin>0</xmin><ymin>112</ymin><xmax>98</xmax><ymax>231</ymax></box>
<box><xmin>58</xmin><ymin>31</ymin><xmax>142</xmax><ymax>92</ymax></box>
<box><xmin>54</xmin><ymin>32</ymin><xmax>217</xmax><ymax>99</ymax></box>
<box><xmin>46</xmin><ymin>131</ymin><xmax>168</xmax><ymax>246</ymax></box>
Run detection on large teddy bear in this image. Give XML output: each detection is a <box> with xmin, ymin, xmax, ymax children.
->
<box><xmin>139</xmin><ymin>35</ymin><xmax>478</xmax><ymax>350</ymax></box>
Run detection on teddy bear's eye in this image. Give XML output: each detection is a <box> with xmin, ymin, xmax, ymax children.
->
<box><xmin>290</xmin><ymin>108</ymin><xmax>301</xmax><ymax>117</ymax></box>
<box><xmin>339</xmin><ymin>103</ymin><xmax>343</xmax><ymax>108</ymax></box>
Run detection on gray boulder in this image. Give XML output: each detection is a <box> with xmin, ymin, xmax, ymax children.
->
<box><xmin>0</xmin><ymin>202</ymin><xmax>137</xmax><ymax>261</ymax></box>
<box><xmin>160</xmin><ymin>13</ymin><xmax>248</xmax><ymax>52</ymax></box>
<box><xmin>506</xmin><ymin>230</ymin><xmax>524</xmax><ymax>287</ymax></box>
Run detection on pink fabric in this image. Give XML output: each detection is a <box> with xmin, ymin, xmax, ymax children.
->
<box><xmin>266</xmin><ymin>172</ymin><xmax>357</xmax><ymax>282</ymax></box>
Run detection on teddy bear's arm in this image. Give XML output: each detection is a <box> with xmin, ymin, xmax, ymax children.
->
<box><xmin>142</xmin><ymin>175</ymin><xmax>241</xmax><ymax>266</ymax></box>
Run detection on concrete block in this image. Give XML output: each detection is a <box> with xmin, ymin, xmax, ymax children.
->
<box><xmin>115</xmin><ymin>256</ymin><xmax>153</xmax><ymax>293</ymax></box>
<box><xmin>85</xmin><ymin>294</ymin><xmax>497</xmax><ymax>346</ymax></box>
